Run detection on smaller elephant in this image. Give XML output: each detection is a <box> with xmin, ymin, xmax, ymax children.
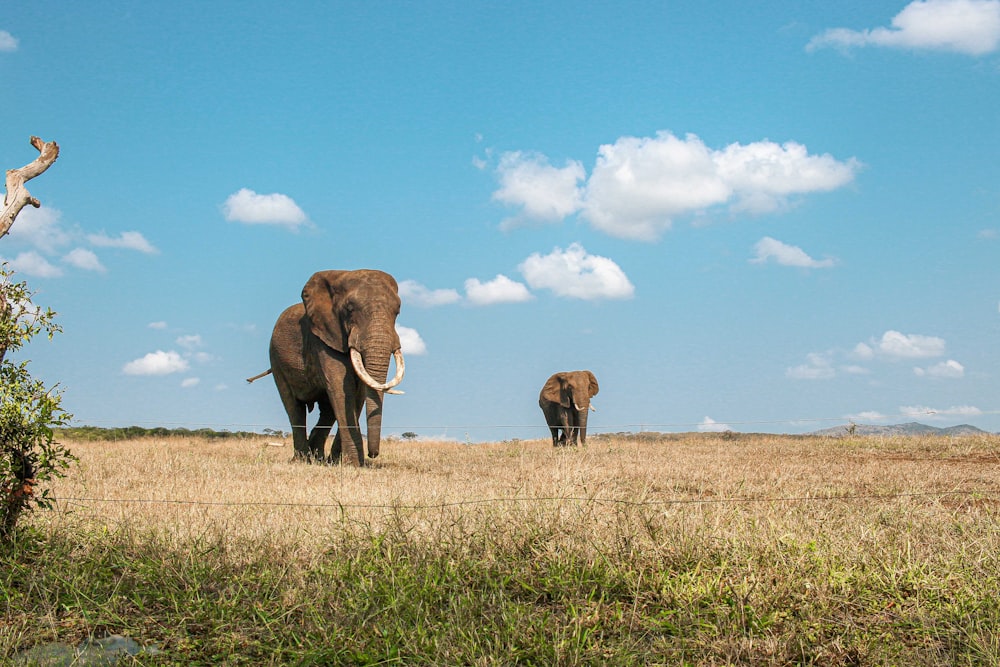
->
<box><xmin>539</xmin><ymin>370</ymin><xmax>599</xmax><ymax>447</ymax></box>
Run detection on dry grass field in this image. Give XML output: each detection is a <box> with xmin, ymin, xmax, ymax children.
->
<box><xmin>4</xmin><ymin>431</ymin><xmax>1000</xmax><ymax>664</ymax></box>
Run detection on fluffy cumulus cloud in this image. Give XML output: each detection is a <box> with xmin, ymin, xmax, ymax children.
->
<box><xmin>519</xmin><ymin>243</ymin><xmax>635</xmax><ymax>300</ymax></box>
<box><xmin>4</xmin><ymin>205</ymin><xmax>156</xmax><ymax>275</ymax></box>
<box><xmin>123</xmin><ymin>350</ymin><xmax>190</xmax><ymax>376</ymax></box>
<box><xmin>222</xmin><ymin>188</ymin><xmax>308</xmax><ymax>228</ymax></box>
<box><xmin>786</xmin><ymin>352</ymin><xmax>837</xmax><ymax>380</ymax></box>
<box><xmin>914</xmin><ymin>359</ymin><xmax>965</xmax><ymax>377</ymax></box>
<box><xmin>6</xmin><ymin>206</ymin><xmax>71</xmax><ymax>253</ymax></box>
<box><xmin>181</xmin><ymin>377</ymin><xmax>200</xmax><ymax>388</ymax></box>
<box><xmin>0</xmin><ymin>30</ymin><xmax>17</xmax><ymax>52</ymax></box>
<box><xmin>875</xmin><ymin>330</ymin><xmax>946</xmax><ymax>359</ymax></box>
<box><xmin>807</xmin><ymin>0</ymin><xmax>1000</xmax><ymax>55</ymax></box>
<box><xmin>398</xmin><ymin>279</ymin><xmax>461</xmax><ymax>307</ymax></box>
<box><xmin>3</xmin><ymin>251</ymin><xmax>63</xmax><ymax>278</ymax></box>
<box><xmin>789</xmin><ymin>330</ymin><xmax>954</xmax><ymax>380</ymax></box>
<box><xmin>698</xmin><ymin>417</ymin><xmax>732</xmax><ymax>432</ymax></box>
<box><xmin>492</xmin><ymin>132</ymin><xmax>860</xmax><ymax>241</ymax></box>
<box><xmin>493</xmin><ymin>151</ymin><xmax>585</xmax><ymax>230</ymax></box>
<box><xmin>88</xmin><ymin>231</ymin><xmax>158</xmax><ymax>254</ymax></box>
<box><xmin>464</xmin><ymin>274</ymin><xmax>533</xmax><ymax>306</ymax></box>
<box><xmin>396</xmin><ymin>325</ymin><xmax>427</xmax><ymax>355</ymax></box>
<box><xmin>62</xmin><ymin>248</ymin><xmax>106</xmax><ymax>273</ymax></box>
<box><xmin>750</xmin><ymin>237</ymin><xmax>836</xmax><ymax>268</ymax></box>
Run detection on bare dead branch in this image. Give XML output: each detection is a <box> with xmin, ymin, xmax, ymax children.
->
<box><xmin>1</xmin><ymin>136</ymin><xmax>60</xmax><ymax>239</ymax></box>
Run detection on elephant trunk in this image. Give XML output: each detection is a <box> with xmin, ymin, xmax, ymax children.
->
<box><xmin>350</xmin><ymin>325</ymin><xmax>400</xmax><ymax>459</ymax></box>
<box><xmin>576</xmin><ymin>403</ymin><xmax>589</xmax><ymax>445</ymax></box>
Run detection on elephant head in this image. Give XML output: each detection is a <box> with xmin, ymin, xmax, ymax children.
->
<box><xmin>539</xmin><ymin>370</ymin><xmax>599</xmax><ymax>447</ymax></box>
<box><xmin>301</xmin><ymin>269</ymin><xmax>404</xmax><ymax>459</ymax></box>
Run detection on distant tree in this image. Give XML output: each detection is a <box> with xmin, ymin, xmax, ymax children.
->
<box><xmin>0</xmin><ymin>137</ymin><xmax>73</xmax><ymax>541</ymax></box>
<box><xmin>401</xmin><ymin>432</ymin><xmax>418</xmax><ymax>441</ymax></box>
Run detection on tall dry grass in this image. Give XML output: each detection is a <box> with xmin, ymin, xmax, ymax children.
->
<box><xmin>40</xmin><ymin>431</ymin><xmax>1000</xmax><ymax>562</ymax></box>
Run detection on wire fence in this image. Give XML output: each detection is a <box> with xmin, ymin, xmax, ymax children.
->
<box><xmin>47</xmin><ymin>489</ymin><xmax>991</xmax><ymax>512</ymax></box>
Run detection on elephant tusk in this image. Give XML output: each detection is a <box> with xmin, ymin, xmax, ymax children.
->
<box><xmin>351</xmin><ymin>348</ymin><xmax>405</xmax><ymax>391</ymax></box>
<box><xmin>386</xmin><ymin>388</ymin><xmax>404</xmax><ymax>395</ymax></box>
<box><xmin>574</xmin><ymin>402</ymin><xmax>596</xmax><ymax>412</ymax></box>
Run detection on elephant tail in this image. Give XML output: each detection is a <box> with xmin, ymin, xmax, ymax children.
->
<box><xmin>246</xmin><ymin>369</ymin><xmax>272</xmax><ymax>384</ymax></box>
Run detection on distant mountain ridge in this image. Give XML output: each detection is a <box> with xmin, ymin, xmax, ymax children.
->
<box><xmin>812</xmin><ymin>422</ymin><xmax>989</xmax><ymax>437</ymax></box>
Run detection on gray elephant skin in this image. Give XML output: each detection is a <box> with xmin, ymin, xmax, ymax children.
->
<box><xmin>258</xmin><ymin>269</ymin><xmax>405</xmax><ymax>466</ymax></box>
<box><xmin>539</xmin><ymin>370</ymin><xmax>599</xmax><ymax>447</ymax></box>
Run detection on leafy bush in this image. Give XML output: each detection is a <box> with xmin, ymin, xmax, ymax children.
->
<box><xmin>0</xmin><ymin>266</ymin><xmax>74</xmax><ymax>539</ymax></box>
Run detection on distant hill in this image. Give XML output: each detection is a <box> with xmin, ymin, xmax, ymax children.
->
<box><xmin>811</xmin><ymin>422</ymin><xmax>990</xmax><ymax>437</ymax></box>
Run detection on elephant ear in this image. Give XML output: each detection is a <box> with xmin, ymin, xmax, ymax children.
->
<box><xmin>586</xmin><ymin>371</ymin><xmax>599</xmax><ymax>397</ymax></box>
<box><xmin>302</xmin><ymin>270</ymin><xmax>347</xmax><ymax>353</ymax></box>
<box><xmin>542</xmin><ymin>373</ymin><xmax>571</xmax><ymax>408</ymax></box>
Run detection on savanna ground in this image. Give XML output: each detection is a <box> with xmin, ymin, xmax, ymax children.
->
<box><xmin>2</xmin><ymin>431</ymin><xmax>999</xmax><ymax>665</ymax></box>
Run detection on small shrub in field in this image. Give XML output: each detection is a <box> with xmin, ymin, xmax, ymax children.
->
<box><xmin>0</xmin><ymin>266</ymin><xmax>74</xmax><ymax>540</ymax></box>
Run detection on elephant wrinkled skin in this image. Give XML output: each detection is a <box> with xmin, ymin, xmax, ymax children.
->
<box><xmin>259</xmin><ymin>269</ymin><xmax>405</xmax><ymax>466</ymax></box>
<box><xmin>539</xmin><ymin>370</ymin><xmax>599</xmax><ymax>447</ymax></box>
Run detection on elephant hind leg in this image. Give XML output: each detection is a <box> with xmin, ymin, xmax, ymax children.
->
<box><xmin>307</xmin><ymin>399</ymin><xmax>335</xmax><ymax>463</ymax></box>
<box><xmin>279</xmin><ymin>397</ymin><xmax>310</xmax><ymax>461</ymax></box>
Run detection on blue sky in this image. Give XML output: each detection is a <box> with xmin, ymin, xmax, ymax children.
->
<box><xmin>2</xmin><ymin>1</ymin><xmax>999</xmax><ymax>440</ymax></box>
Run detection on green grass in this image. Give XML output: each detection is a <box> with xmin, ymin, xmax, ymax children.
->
<box><xmin>4</xmin><ymin>506</ymin><xmax>999</xmax><ymax>664</ymax></box>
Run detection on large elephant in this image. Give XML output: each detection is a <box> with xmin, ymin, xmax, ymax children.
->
<box><xmin>253</xmin><ymin>269</ymin><xmax>405</xmax><ymax>465</ymax></box>
<box><xmin>539</xmin><ymin>370</ymin><xmax>599</xmax><ymax>447</ymax></box>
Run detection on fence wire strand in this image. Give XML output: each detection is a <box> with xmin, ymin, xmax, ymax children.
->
<box><xmin>49</xmin><ymin>489</ymin><xmax>991</xmax><ymax>512</ymax></box>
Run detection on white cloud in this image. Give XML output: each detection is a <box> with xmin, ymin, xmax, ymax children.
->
<box><xmin>786</xmin><ymin>352</ymin><xmax>836</xmax><ymax>380</ymax></box>
<box><xmin>715</xmin><ymin>140</ymin><xmax>860</xmax><ymax>214</ymax></box>
<box><xmin>0</xmin><ymin>30</ymin><xmax>18</xmax><ymax>52</ymax></box>
<box><xmin>181</xmin><ymin>377</ymin><xmax>200</xmax><ymax>388</ymax></box>
<box><xmin>222</xmin><ymin>188</ymin><xmax>308</xmax><ymax>228</ymax></box>
<box><xmin>792</xmin><ymin>331</ymin><xmax>950</xmax><ymax>381</ymax></box>
<box><xmin>848</xmin><ymin>411</ymin><xmax>890</xmax><ymax>422</ymax></box>
<box><xmin>62</xmin><ymin>248</ymin><xmax>106</xmax><ymax>273</ymax></box>
<box><xmin>123</xmin><ymin>350</ymin><xmax>190</xmax><ymax>376</ymax></box>
<box><xmin>900</xmin><ymin>404</ymin><xmax>982</xmax><ymax>419</ymax></box>
<box><xmin>493</xmin><ymin>151</ymin><xmax>585</xmax><ymax>229</ymax></box>
<box><xmin>148</xmin><ymin>321</ymin><xmax>168</xmax><ymax>330</ymax></box>
<box><xmin>914</xmin><ymin>359</ymin><xmax>965</xmax><ymax>377</ymax></box>
<box><xmin>176</xmin><ymin>334</ymin><xmax>203</xmax><ymax>350</ymax></box>
<box><xmin>698</xmin><ymin>417</ymin><xmax>732</xmax><ymax>432</ymax></box>
<box><xmin>88</xmin><ymin>231</ymin><xmax>158</xmax><ymax>254</ymax></box>
<box><xmin>750</xmin><ymin>237</ymin><xmax>836</xmax><ymax>268</ymax></box>
<box><xmin>492</xmin><ymin>132</ymin><xmax>860</xmax><ymax>241</ymax></box>
<box><xmin>807</xmin><ymin>0</ymin><xmax>1000</xmax><ymax>55</ymax></box>
<box><xmin>851</xmin><ymin>342</ymin><xmax>875</xmax><ymax>360</ymax></box>
<box><xmin>464</xmin><ymin>274</ymin><xmax>533</xmax><ymax>306</ymax></box>
<box><xmin>5</xmin><ymin>205</ymin><xmax>71</xmax><ymax>253</ymax></box>
<box><xmin>398</xmin><ymin>279</ymin><xmax>461</xmax><ymax>307</ymax></box>
<box><xmin>519</xmin><ymin>243</ymin><xmax>635</xmax><ymax>300</ymax></box>
<box><xmin>875</xmin><ymin>330</ymin><xmax>946</xmax><ymax>359</ymax></box>
<box><xmin>582</xmin><ymin>133</ymin><xmax>729</xmax><ymax>240</ymax></box>
<box><xmin>396</xmin><ymin>325</ymin><xmax>427</xmax><ymax>355</ymax></box>
<box><xmin>3</xmin><ymin>251</ymin><xmax>63</xmax><ymax>278</ymax></box>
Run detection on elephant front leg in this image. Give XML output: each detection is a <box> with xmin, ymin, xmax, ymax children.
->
<box><xmin>328</xmin><ymin>428</ymin><xmax>343</xmax><ymax>464</ymax></box>
<box><xmin>329</xmin><ymin>386</ymin><xmax>366</xmax><ymax>467</ymax></box>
